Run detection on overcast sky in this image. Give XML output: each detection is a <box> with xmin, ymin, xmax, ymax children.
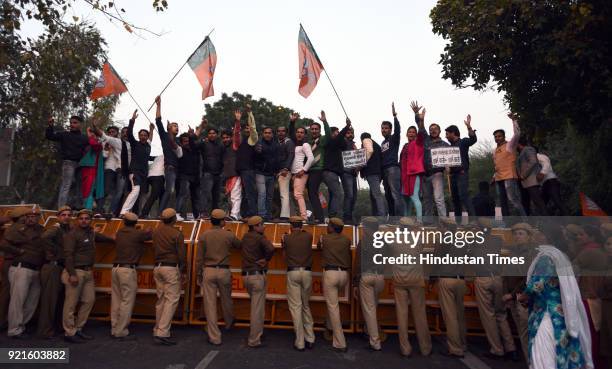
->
<box><xmin>26</xmin><ymin>0</ymin><xmax>511</xmax><ymax>155</ymax></box>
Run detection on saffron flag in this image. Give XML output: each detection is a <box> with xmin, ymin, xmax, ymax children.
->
<box><xmin>298</xmin><ymin>25</ymin><xmax>324</xmax><ymax>98</ymax></box>
<box><xmin>580</xmin><ymin>192</ymin><xmax>607</xmax><ymax>216</ymax></box>
<box><xmin>90</xmin><ymin>62</ymin><xmax>128</xmax><ymax>100</ymax></box>
<box><xmin>187</xmin><ymin>36</ymin><xmax>217</xmax><ymax>100</ymax></box>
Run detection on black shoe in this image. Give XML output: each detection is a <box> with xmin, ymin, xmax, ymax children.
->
<box><xmin>11</xmin><ymin>332</ymin><xmax>30</xmax><ymax>340</ymax></box>
<box><xmin>506</xmin><ymin>351</ymin><xmax>520</xmax><ymax>362</ymax></box>
<box><xmin>439</xmin><ymin>350</ymin><xmax>464</xmax><ymax>359</ymax></box>
<box><xmin>248</xmin><ymin>343</ymin><xmax>266</xmax><ymax>349</ymax></box>
<box><xmin>154</xmin><ymin>336</ymin><xmax>176</xmax><ymax>346</ymax></box>
<box><xmin>331</xmin><ymin>346</ymin><xmax>348</xmax><ymax>353</ymax></box>
<box><xmin>400</xmin><ymin>352</ymin><xmax>412</xmax><ymax>358</ymax></box>
<box><xmin>483</xmin><ymin>352</ymin><xmax>504</xmax><ymax>360</ymax></box>
<box><xmin>76</xmin><ymin>330</ymin><xmax>93</xmax><ymax>340</ymax></box>
<box><xmin>305</xmin><ymin>341</ymin><xmax>315</xmax><ymax>350</ymax></box>
<box><xmin>117</xmin><ymin>334</ymin><xmax>137</xmax><ymax>341</ymax></box>
<box><xmin>293</xmin><ymin>345</ymin><xmax>305</xmax><ymax>352</ymax></box>
<box><xmin>366</xmin><ymin>345</ymin><xmax>381</xmax><ymax>352</ymax></box>
<box><xmin>64</xmin><ymin>335</ymin><xmax>84</xmax><ymax>344</ymax></box>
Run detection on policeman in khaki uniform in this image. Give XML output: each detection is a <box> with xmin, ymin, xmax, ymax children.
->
<box><xmin>111</xmin><ymin>212</ymin><xmax>151</xmax><ymax>340</ymax></box>
<box><xmin>195</xmin><ymin>209</ymin><xmax>241</xmax><ymax>346</ymax></box>
<box><xmin>0</xmin><ymin>206</ymin><xmax>44</xmax><ymax>338</ymax></box>
<box><xmin>0</xmin><ymin>209</ymin><xmax>24</xmax><ymax>330</ymax></box>
<box><xmin>241</xmin><ymin>216</ymin><xmax>275</xmax><ymax>348</ymax></box>
<box><xmin>391</xmin><ymin>217</ymin><xmax>432</xmax><ymax>357</ymax></box>
<box><xmin>152</xmin><ymin>208</ymin><xmax>186</xmax><ymax>346</ymax></box>
<box><xmin>317</xmin><ymin>217</ymin><xmax>352</xmax><ymax>352</ymax></box>
<box><xmin>281</xmin><ymin>215</ymin><xmax>315</xmax><ymax>351</ymax></box>
<box><xmin>62</xmin><ymin>209</ymin><xmax>114</xmax><ymax>343</ymax></box>
<box><xmin>353</xmin><ymin>217</ymin><xmax>385</xmax><ymax>351</ymax></box>
<box><xmin>37</xmin><ymin>205</ymin><xmax>72</xmax><ymax>339</ymax></box>
<box><xmin>472</xmin><ymin>218</ymin><xmax>518</xmax><ymax>361</ymax></box>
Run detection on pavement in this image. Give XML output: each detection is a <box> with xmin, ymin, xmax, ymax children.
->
<box><xmin>0</xmin><ymin>321</ymin><xmax>528</xmax><ymax>369</ymax></box>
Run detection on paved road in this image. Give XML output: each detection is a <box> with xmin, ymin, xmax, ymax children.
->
<box><xmin>0</xmin><ymin>321</ymin><xmax>527</xmax><ymax>369</ymax></box>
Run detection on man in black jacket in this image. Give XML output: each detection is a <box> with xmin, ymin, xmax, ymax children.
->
<box><xmin>46</xmin><ymin>116</ymin><xmax>89</xmax><ymax>209</ymax></box>
<box><xmin>176</xmin><ymin>132</ymin><xmax>201</xmax><ymax>219</ymax></box>
<box><xmin>154</xmin><ymin>96</ymin><xmax>181</xmax><ymax>215</ymax></box>
<box><xmin>235</xmin><ymin>105</ymin><xmax>258</xmax><ymax>218</ymax></box>
<box><xmin>341</xmin><ymin>128</ymin><xmax>358</xmax><ymax>224</ymax></box>
<box><xmin>198</xmin><ymin>127</ymin><xmax>224</xmax><ymax>218</ymax></box>
<box><xmin>276</xmin><ymin>126</ymin><xmax>295</xmax><ymax>221</ymax></box>
<box><xmin>321</xmin><ymin>116</ymin><xmax>351</xmax><ymax>219</ymax></box>
<box><xmin>254</xmin><ymin>127</ymin><xmax>280</xmax><ymax>221</ymax></box>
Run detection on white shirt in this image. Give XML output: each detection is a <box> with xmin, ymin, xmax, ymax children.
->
<box><xmin>99</xmin><ymin>133</ymin><xmax>122</xmax><ymax>171</ymax></box>
<box><xmin>148</xmin><ymin>155</ymin><xmax>165</xmax><ymax>177</ymax></box>
<box><xmin>291</xmin><ymin>143</ymin><xmax>315</xmax><ymax>174</ymax></box>
<box><xmin>537</xmin><ymin>153</ymin><xmax>557</xmax><ymax>183</ymax></box>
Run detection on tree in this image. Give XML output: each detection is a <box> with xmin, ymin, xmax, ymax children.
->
<box><xmin>430</xmin><ymin>0</ymin><xmax>612</xmax><ymax>212</ymax></box>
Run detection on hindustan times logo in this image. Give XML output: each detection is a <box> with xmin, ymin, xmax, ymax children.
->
<box><xmin>372</xmin><ymin>228</ymin><xmax>486</xmax><ymax>249</ymax></box>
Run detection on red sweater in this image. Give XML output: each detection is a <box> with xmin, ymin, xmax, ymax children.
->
<box><xmin>400</xmin><ymin>133</ymin><xmax>425</xmax><ymax>194</ymax></box>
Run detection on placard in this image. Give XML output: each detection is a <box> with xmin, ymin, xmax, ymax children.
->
<box><xmin>342</xmin><ymin>148</ymin><xmax>367</xmax><ymax>169</ymax></box>
<box><xmin>431</xmin><ymin>147</ymin><xmax>462</xmax><ymax>168</ymax></box>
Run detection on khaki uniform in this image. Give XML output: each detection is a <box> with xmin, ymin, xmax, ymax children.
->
<box><xmin>282</xmin><ymin>229</ymin><xmax>315</xmax><ymax>349</ymax></box>
<box><xmin>196</xmin><ymin>226</ymin><xmax>241</xmax><ymax>344</ymax></box>
<box><xmin>473</xmin><ymin>234</ymin><xmax>515</xmax><ymax>356</ymax></box>
<box><xmin>0</xmin><ymin>222</ymin><xmax>21</xmax><ymax>329</ymax></box>
<box><xmin>152</xmin><ymin>223</ymin><xmax>185</xmax><ymax>338</ymax></box>
<box><xmin>1</xmin><ymin>222</ymin><xmax>44</xmax><ymax>336</ymax></box>
<box><xmin>241</xmin><ymin>230</ymin><xmax>275</xmax><ymax>347</ymax></box>
<box><xmin>390</xmin><ymin>236</ymin><xmax>432</xmax><ymax>356</ymax></box>
<box><xmin>318</xmin><ymin>232</ymin><xmax>352</xmax><ymax>349</ymax></box>
<box><xmin>37</xmin><ymin>223</ymin><xmax>70</xmax><ymax>338</ymax></box>
<box><xmin>111</xmin><ymin>226</ymin><xmax>150</xmax><ymax>337</ymax></box>
<box><xmin>62</xmin><ymin>227</ymin><xmax>113</xmax><ymax>337</ymax></box>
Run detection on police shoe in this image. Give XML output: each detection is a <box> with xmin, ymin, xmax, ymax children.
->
<box><xmin>64</xmin><ymin>335</ymin><xmax>84</xmax><ymax>344</ymax></box>
<box><xmin>506</xmin><ymin>351</ymin><xmax>520</xmax><ymax>362</ymax></box>
<box><xmin>331</xmin><ymin>346</ymin><xmax>348</xmax><ymax>353</ymax></box>
<box><xmin>154</xmin><ymin>336</ymin><xmax>177</xmax><ymax>346</ymax></box>
<box><xmin>293</xmin><ymin>345</ymin><xmax>305</xmax><ymax>352</ymax></box>
<box><xmin>11</xmin><ymin>332</ymin><xmax>30</xmax><ymax>340</ymax></box>
<box><xmin>305</xmin><ymin>341</ymin><xmax>315</xmax><ymax>350</ymax></box>
<box><xmin>116</xmin><ymin>334</ymin><xmax>137</xmax><ymax>341</ymax></box>
<box><xmin>76</xmin><ymin>330</ymin><xmax>93</xmax><ymax>340</ymax></box>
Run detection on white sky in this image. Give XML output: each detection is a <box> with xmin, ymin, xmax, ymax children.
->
<box><xmin>25</xmin><ymin>0</ymin><xmax>510</xmax><ymax>155</ymax></box>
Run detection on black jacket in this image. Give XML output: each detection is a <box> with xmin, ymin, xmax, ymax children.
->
<box><xmin>278</xmin><ymin>137</ymin><xmax>295</xmax><ymax>171</ymax></box>
<box><xmin>197</xmin><ymin>140</ymin><xmax>224</xmax><ymax>175</ymax></box>
<box><xmin>255</xmin><ymin>139</ymin><xmax>280</xmax><ymax>176</ymax></box>
<box><xmin>155</xmin><ymin>117</ymin><xmax>179</xmax><ymax>168</ymax></box>
<box><xmin>45</xmin><ymin>126</ymin><xmax>89</xmax><ymax>162</ymax></box>
<box><xmin>179</xmin><ymin>136</ymin><xmax>201</xmax><ymax>177</ymax></box>
<box><xmin>236</xmin><ymin>137</ymin><xmax>256</xmax><ymax>173</ymax></box>
<box><xmin>323</xmin><ymin>125</ymin><xmax>350</xmax><ymax>175</ymax></box>
<box><xmin>361</xmin><ymin>140</ymin><xmax>383</xmax><ymax>177</ymax></box>
<box><xmin>127</xmin><ymin>119</ymin><xmax>152</xmax><ymax>177</ymax></box>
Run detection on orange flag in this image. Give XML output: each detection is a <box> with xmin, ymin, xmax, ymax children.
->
<box><xmin>187</xmin><ymin>36</ymin><xmax>217</xmax><ymax>100</ymax></box>
<box><xmin>580</xmin><ymin>192</ymin><xmax>607</xmax><ymax>216</ymax></box>
<box><xmin>90</xmin><ymin>62</ymin><xmax>128</xmax><ymax>100</ymax></box>
<box><xmin>298</xmin><ymin>25</ymin><xmax>324</xmax><ymax>98</ymax></box>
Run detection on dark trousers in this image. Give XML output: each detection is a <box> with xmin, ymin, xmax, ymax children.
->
<box><xmin>240</xmin><ymin>169</ymin><xmax>257</xmax><ymax>217</ymax></box>
<box><xmin>140</xmin><ymin>175</ymin><xmax>165</xmax><ymax>218</ymax></box>
<box><xmin>542</xmin><ymin>179</ymin><xmax>567</xmax><ymax>215</ymax></box>
<box><xmin>307</xmin><ymin>170</ymin><xmax>325</xmax><ymax>222</ymax></box>
<box><xmin>159</xmin><ymin>165</ymin><xmax>177</xmax><ymax>212</ymax></box>
<box><xmin>176</xmin><ymin>175</ymin><xmax>201</xmax><ymax>218</ymax></box>
<box><xmin>450</xmin><ymin>171</ymin><xmax>475</xmax><ymax>218</ymax></box>
<box><xmin>322</xmin><ymin>171</ymin><xmax>343</xmax><ymax>218</ymax></box>
<box><xmin>341</xmin><ymin>173</ymin><xmax>357</xmax><ymax>223</ymax></box>
<box><xmin>521</xmin><ymin>185</ymin><xmax>549</xmax><ymax>216</ymax></box>
<box><xmin>201</xmin><ymin>172</ymin><xmax>221</xmax><ymax>216</ymax></box>
<box><xmin>37</xmin><ymin>263</ymin><xmax>64</xmax><ymax>337</ymax></box>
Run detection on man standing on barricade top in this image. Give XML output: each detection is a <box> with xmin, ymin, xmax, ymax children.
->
<box><xmin>235</xmin><ymin>105</ymin><xmax>259</xmax><ymax>219</ymax></box>
<box><xmin>318</xmin><ymin>217</ymin><xmax>351</xmax><ymax>352</ymax></box>
<box><xmin>282</xmin><ymin>215</ymin><xmax>315</xmax><ymax>351</ymax></box>
<box><xmin>445</xmin><ymin>115</ymin><xmax>477</xmax><ymax>221</ymax></box>
<box><xmin>241</xmin><ymin>216</ymin><xmax>275</xmax><ymax>348</ymax></box>
<box><xmin>276</xmin><ymin>125</ymin><xmax>295</xmax><ymax>222</ymax></box>
<box><xmin>196</xmin><ymin>209</ymin><xmax>241</xmax><ymax>345</ymax></box>
<box><xmin>62</xmin><ymin>209</ymin><xmax>114</xmax><ymax>343</ymax></box>
<box><xmin>380</xmin><ymin>102</ymin><xmax>405</xmax><ymax>217</ymax></box>
<box><xmin>152</xmin><ymin>208</ymin><xmax>186</xmax><ymax>345</ymax></box>
<box><xmin>111</xmin><ymin>212</ymin><xmax>152</xmax><ymax>341</ymax></box>
<box><xmin>254</xmin><ymin>126</ymin><xmax>280</xmax><ymax>222</ymax></box>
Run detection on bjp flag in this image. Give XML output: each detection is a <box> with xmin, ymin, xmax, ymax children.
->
<box><xmin>580</xmin><ymin>192</ymin><xmax>607</xmax><ymax>216</ymax></box>
<box><xmin>187</xmin><ymin>36</ymin><xmax>217</xmax><ymax>100</ymax></box>
<box><xmin>298</xmin><ymin>25</ymin><xmax>324</xmax><ymax>98</ymax></box>
<box><xmin>90</xmin><ymin>62</ymin><xmax>128</xmax><ymax>100</ymax></box>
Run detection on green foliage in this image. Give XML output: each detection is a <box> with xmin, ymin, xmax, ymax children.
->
<box><xmin>430</xmin><ymin>0</ymin><xmax>612</xmax><ymax>211</ymax></box>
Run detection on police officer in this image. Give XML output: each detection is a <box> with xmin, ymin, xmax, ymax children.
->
<box><xmin>111</xmin><ymin>212</ymin><xmax>151</xmax><ymax>340</ymax></box>
<box><xmin>391</xmin><ymin>217</ymin><xmax>432</xmax><ymax>357</ymax></box>
<box><xmin>0</xmin><ymin>208</ymin><xmax>25</xmax><ymax>331</ymax></box>
<box><xmin>195</xmin><ymin>209</ymin><xmax>241</xmax><ymax>345</ymax></box>
<box><xmin>62</xmin><ymin>209</ymin><xmax>114</xmax><ymax>343</ymax></box>
<box><xmin>241</xmin><ymin>216</ymin><xmax>275</xmax><ymax>348</ymax></box>
<box><xmin>282</xmin><ymin>215</ymin><xmax>315</xmax><ymax>351</ymax></box>
<box><xmin>152</xmin><ymin>208</ymin><xmax>186</xmax><ymax>346</ymax></box>
<box><xmin>1</xmin><ymin>206</ymin><xmax>44</xmax><ymax>338</ymax></box>
<box><xmin>353</xmin><ymin>217</ymin><xmax>384</xmax><ymax>351</ymax></box>
<box><xmin>318</xmin><ymin>217</ymin><xmax>351</xmax><ymax>352</ymax></box>
<box><xmin>37</xmin><ymin>205</ymin><xmax>72</xmax><ymax>339</ymax></box>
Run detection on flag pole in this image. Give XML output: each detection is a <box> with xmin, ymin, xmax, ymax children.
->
<box><xmin>146</xmin><ymin>28</ymin><xmax>215</xmax><ymax>112</ymax></box>
<box><xmin>126</xmin><ymin>89</ymin><xmax>153</xmax><ymax>124</ymax></box>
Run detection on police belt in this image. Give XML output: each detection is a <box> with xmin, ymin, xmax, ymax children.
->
<box><xmin>287</xmin><ymin>266</ymin><xmax>311</xmax><ymax>272</ymax></box>
<box><xmin>75</xmin><ymin>265</ymin><xmax>93</xmax><ymax>271</ymax></box>
<box><xmin>205</xmin><ymin>265</ymin><xmax>230</xmax><ymax>269</ymax></box>
<box><xmin>12</xmin><ymin>261</ymin><xmax>41</xmax><ymax>271</ymax></box>
<box><xmin>324</xmin><ymin>266</ymin><xmax>348</xmax><ymax>271</ymax></box>
<box><xmin>113</xmin><ymin>263</ymin><xmax>137</xmax><ymax>269</ymax></box>
<box><xmin>49</xmin><ymin>260</ymin><xmax>65</xmax><ymax>267</ymax></box>
<box><xmin>156</xmin><ymin>262</ymin><xmax>179</xmax><ymax>268</ymax></box>
<box><xmin>242</xmin><ymin>270</ymin><xmax>267</xmax><ymax>276</ymax></box>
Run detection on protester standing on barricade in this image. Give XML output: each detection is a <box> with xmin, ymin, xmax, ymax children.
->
<box><xmin>341</xmin><ymin>127</ymin><xmax>358</xmax><ymax>224</ymax></box>
<box><xmin>420</xmin><ymin>107</ymin><xmax>449</xmax><ymax>220</ymax></box>
<box><xmin>321</xmin><ymin>115</ymin><xmax>351</xmax><ymax>220</ymax></box>
<box><xmin>276</xmin><ymin>125</ymin><xmax>295</xmax><ymax>221</ymax></box>
<box><xmin>536</xmin><ymin>149</ymin><xmax>567</xmax><ymax>215</ymax></box>
<box><xmin>221</xmin><ymin>122</ymin><xmax>242</xmax><ymax>221</ymax></box>
<box><xmin>198</xmin><ymin>126</ymin><xmax>224</xmax><ymax>219</ymax></box>
<box><xmin>176</xmin><ymin>123</ymin><xmax>204</xmax><ymax>220</ymax></box>
<box><xmin>254</xmin><ymin>127</ymin><xmax>280</xmax><ymax>222</ymax></box>
<box><xmin>380</xmin><ymin>103</ymin><xmax>404</xmax><ymax>217</ymax></box>
<box><xmin>516</xmin><ymin>136</ymin><xmax>548</xmax><ymax>216</ymax></box>
<box><xmin>236</xmin><ymin>105</ymin><xmax>259</xmax><ymax>219</ymax></box>
<box><xmin>400</xmin><ymin>103</ymin><xmax>426</xmax><ymax>220</ymax></box>
<box><xmin>288</xmin><ymin>114</ymin><xmax>315</xmax><ymax>222</ymax></box>
<box><xmin>360</xmin><ymin>133</ymin><xmax>386</xmax><ymax>216</ymax></box>
<box><xmin>154</xmin><ymin>96</ymin><xmax>182</xmax><ymax>218</ymax></box>
<box><xmin>92</xmin><ymin>123</ymin><xmax>126</xmax><ymax>216</ymax></box>
<box><xmin>445</xmin><ymin>115</ymin><xmax>477</xmax><ymax>220</ymax></box>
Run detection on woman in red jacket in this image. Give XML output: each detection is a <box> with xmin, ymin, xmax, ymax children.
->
<box><xmin>400</xmin><ymin>124</ymin><xmax>425</xmax><ymax>219</ymax></box>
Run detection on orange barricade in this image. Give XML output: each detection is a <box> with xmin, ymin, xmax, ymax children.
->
<box><xmin>189</xmin><ymin>221</ymin><xmax>357</xmax><ymax>332</ymax></box>
<box><xmin>43</xmin><ymin>216</ymin><xmax>198</xmax><ymax>324</ymax></box>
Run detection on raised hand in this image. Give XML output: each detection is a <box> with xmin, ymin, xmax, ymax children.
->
<box><xmin>48</xmin><ymin>117</ymin><xmax>55</xmax><ymax>126</ymax></box>
<box><xmin>392</xmin><ymin>102</ymin><xmax>397</xmax><ymax>117</ymax></box>
<box><xmin>418</xmin><ymin>108</ymin><xmax>426</xmax><ymax>123</ymax></box>
<box><xmin>507</xmin><ymin>112</ymin><xmax>518</xmax><ymax>121</ymax></box>
<box><xmin>149</xmin><ymin>122</ymin><xmax>155</xmax><ymax>132</ymax></box>
<box><xmin>131</xmin><ymin>109</ymin><xmax>138</xmax><ymax>121</ymax></box>
<box><xmin>410</xmin><ymin>101</ymin><xmax>422</xmax><ymax>114</ymax></box>
<box><xmin>234</xmin><ymin>109</ymin><xmax>242</xmax><ymax>121</ymax></box>
<box><xmin>464</xmin><ymin>114</ymin><xmax>472</xmax><ymax>129</ymax></box>
<box><xmin>319</xmin><ymin>110</ymin><xmax>327</xmax><ymax>122</ymax></box>
<box><xmin>290</xmin><ymin>112</ymin><xmax>299</xmax><ymax>122</ymax></box>
<box><xmin>200</xmin><ymin>116</ymin><xmax>208</xmax><ymax>127</ymax></box>
<box><xmin>155</xmin><ymin>95</ymin><xmax>161</xmax><ymax>106</ymax></box>
<box><xmin>345</xmin><ymin>117</ymin><xmax>352</xmax><ymax>127</ymax></box>
<box><xmin>188</xmin><ymin>126</ymin><xmax>195</xmax><ymax>135</ymax></box>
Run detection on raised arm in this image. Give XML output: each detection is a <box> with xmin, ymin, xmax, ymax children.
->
<box><xmin>246</xmin><ymin>105</ymin><xmax>258</xmax><ymax>146</ymax></box>
<box><xmin>392</xmin><ymin>103</ymin><xmax>401</xmax><ymax>145</ymax></box>
<box><xmin>320</xmin><ymin>110</ymin><xmax>331</xmax><ymax>137</ymax></box>
<box><xmin>506</xmin><ymin>113</ymin><xmax>520</xmax><ymax>153</ymax></box>
<box><xmin>288</xmin><ymin>113</ymin><xmax>299</xmax><ymax>142</ymax></box>
<box><xmin>464</xmin><ymin>114</ymin><xmax>477</xmax><ymax>146</ymax></box>
<box><xmin>232</xmin><ymin>110</ymin><xmax>241</xmax><ymax>151</ymax></box>
<box><xmin>127</xmin><ymin>110</ymin><xmax>138</xmax><ymax>145</ymax></box>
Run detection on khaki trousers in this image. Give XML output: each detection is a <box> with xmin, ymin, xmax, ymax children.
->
<box><xmin>244</xmin><ymin>273</ymin><xmax>267</xmax><ymax>347</ymax></box>
<box><xmin>323</xmin><ymin>270</ymin><xmax>348</xmax><ymax>349</ymax></box>
<box><xmin>286</xmin><ymin>269</ymin><xmax>315</xmax><ymax>349</ymax></box>
<box><xmin>394</xmin><ymin>284</ymin><xmax>432</xmax><ymax>356</ymax></box>
<box><xmin>474</xmin><ymin>277</ymin><xmax>516</xmax><ymax>355</ymax></box>
<box><xmin>7</xmin><ymin>265</ymin><xmax>41</xmax><ymax>336</ymax></box>
<box><xmin>62</xmin><ymin>268</ymin><xmax>95</xmax><ymax>337</ymax></box>
<box><xmin>37</xmin><ymin>263</ymin><xmax>64</xmax><ymax>337</ymax></box>
<box><xmin>359</xmin><ymin>273</ymin><xmax>385</xmax><ymax>349</ymax></box>
<box><xmin>111</xmin><ymin>266</ymin><xmax>138</xmax><ymax>337</ymax></box>
<box><xmin>202</xmin><ymin>267</ymin><xmax>234</xmax><ymax>344</ymax></box>
<box><xmin>0</xmin><ymin>259</ymin><xmax>12</xmax><ymax>328</ymax></box>
<box><xmin>153</xmin><ymin>266</ymin><xmax>181</xmax><ymax>338</ymax></box>
<box><xmin>509</xmin><ymin>300</ymin><xmax>529</xmax><ymax>361</ymax></box>
<box><xmin>438</xmin><ymin>278</ymin><xmax>467</xmax><ymax>356</ymax></box>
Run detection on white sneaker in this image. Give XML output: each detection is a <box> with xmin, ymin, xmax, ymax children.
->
<box><xmin>175</xmin><ymin>214</ymin><xmax>185</xmax><ymax>221</ymax></box>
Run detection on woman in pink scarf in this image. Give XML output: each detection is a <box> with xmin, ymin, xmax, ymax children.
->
<box><xmin>400</xmin><ymin>104</ymin><xmax>426</xmax><ymax>219</ymax></box>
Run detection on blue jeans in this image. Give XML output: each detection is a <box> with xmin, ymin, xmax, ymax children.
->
<box><xmin>422</xmin><ymin>172</ymin><xmax>447</xmax><ymax>221</ymax></box>
<box><xmin>176</xmin><ymin>175</ymin><xmax>201</xmax><ymax>218</ymax></box>
<box><xmin>240</xmin><ymin>170</ymin><xmax>257</xmax><ymax>217</ymax></box>
<box><xmin>159</xmin><ymin>165</ymin><xmax>177</xmax><ymax>211</ymax></box>
<box><xmin>99</xmin><ymin>169</ymin><xmax>126</xmax><ymax>215</ymax></box>
<box><xmin>403</xmin><ymin>175</ymin><xmax>422</xmax><ymax>220</ymax></box>
<box><xmin>200</xmin><ymin>172</ymin><xmax>221</xmax><ymax>216</ymax></box>
<box><xmin>341</xmin><ymin>173</ymin><xmax>357</xmax><ymax>223</ymax></box>
<box><xmin>57</xmin><ymin>160</ymin><xmax>79</xmax><ymax>209</ymax></box>
<box><xmin>322</xmin><ymin>171</ymin><xmax>343</xmax><ymax>218</ymax></box>
<box><xmin>366</xmin><ymin>175</ymin><xmax>387</xmax><ymax>216</ymax></box>
<box><xmin>450</xmin><ymin>171</ymin><xmax>475</xmax><ymax>219</ymax></box>
<box><xmin>382</xmin><ymin>166</ymin><xmax>404</xmax><ymax>216</ymax></box>
<box><xmin>496</xmin><ymin>179</ymin><xmax>526</xmax><ymax>216</ymax></box>
<box><xmin>256</xmin><ymin>174</ymin><xmax>275</xmax><ymax>220</ymax></box>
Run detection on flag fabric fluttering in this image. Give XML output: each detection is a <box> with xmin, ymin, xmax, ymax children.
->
<box><xmin>187</xmin><ymin>36</ymin><xmax>217</xmax><ymax>100</ymax></box>
<box><xmin>90</xmin><ymin>62</ymin><xmax>128</xmax><ymax>100</ymax></box>
<box><xmin>298</xmin><ymin>25</ymin><xmax>324</xmax><ymax>98</ymax></box>
<box><xmin>580</xmin><ymin>192</ymin><xmax>607</xmax><ymax>216</ymax></box>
